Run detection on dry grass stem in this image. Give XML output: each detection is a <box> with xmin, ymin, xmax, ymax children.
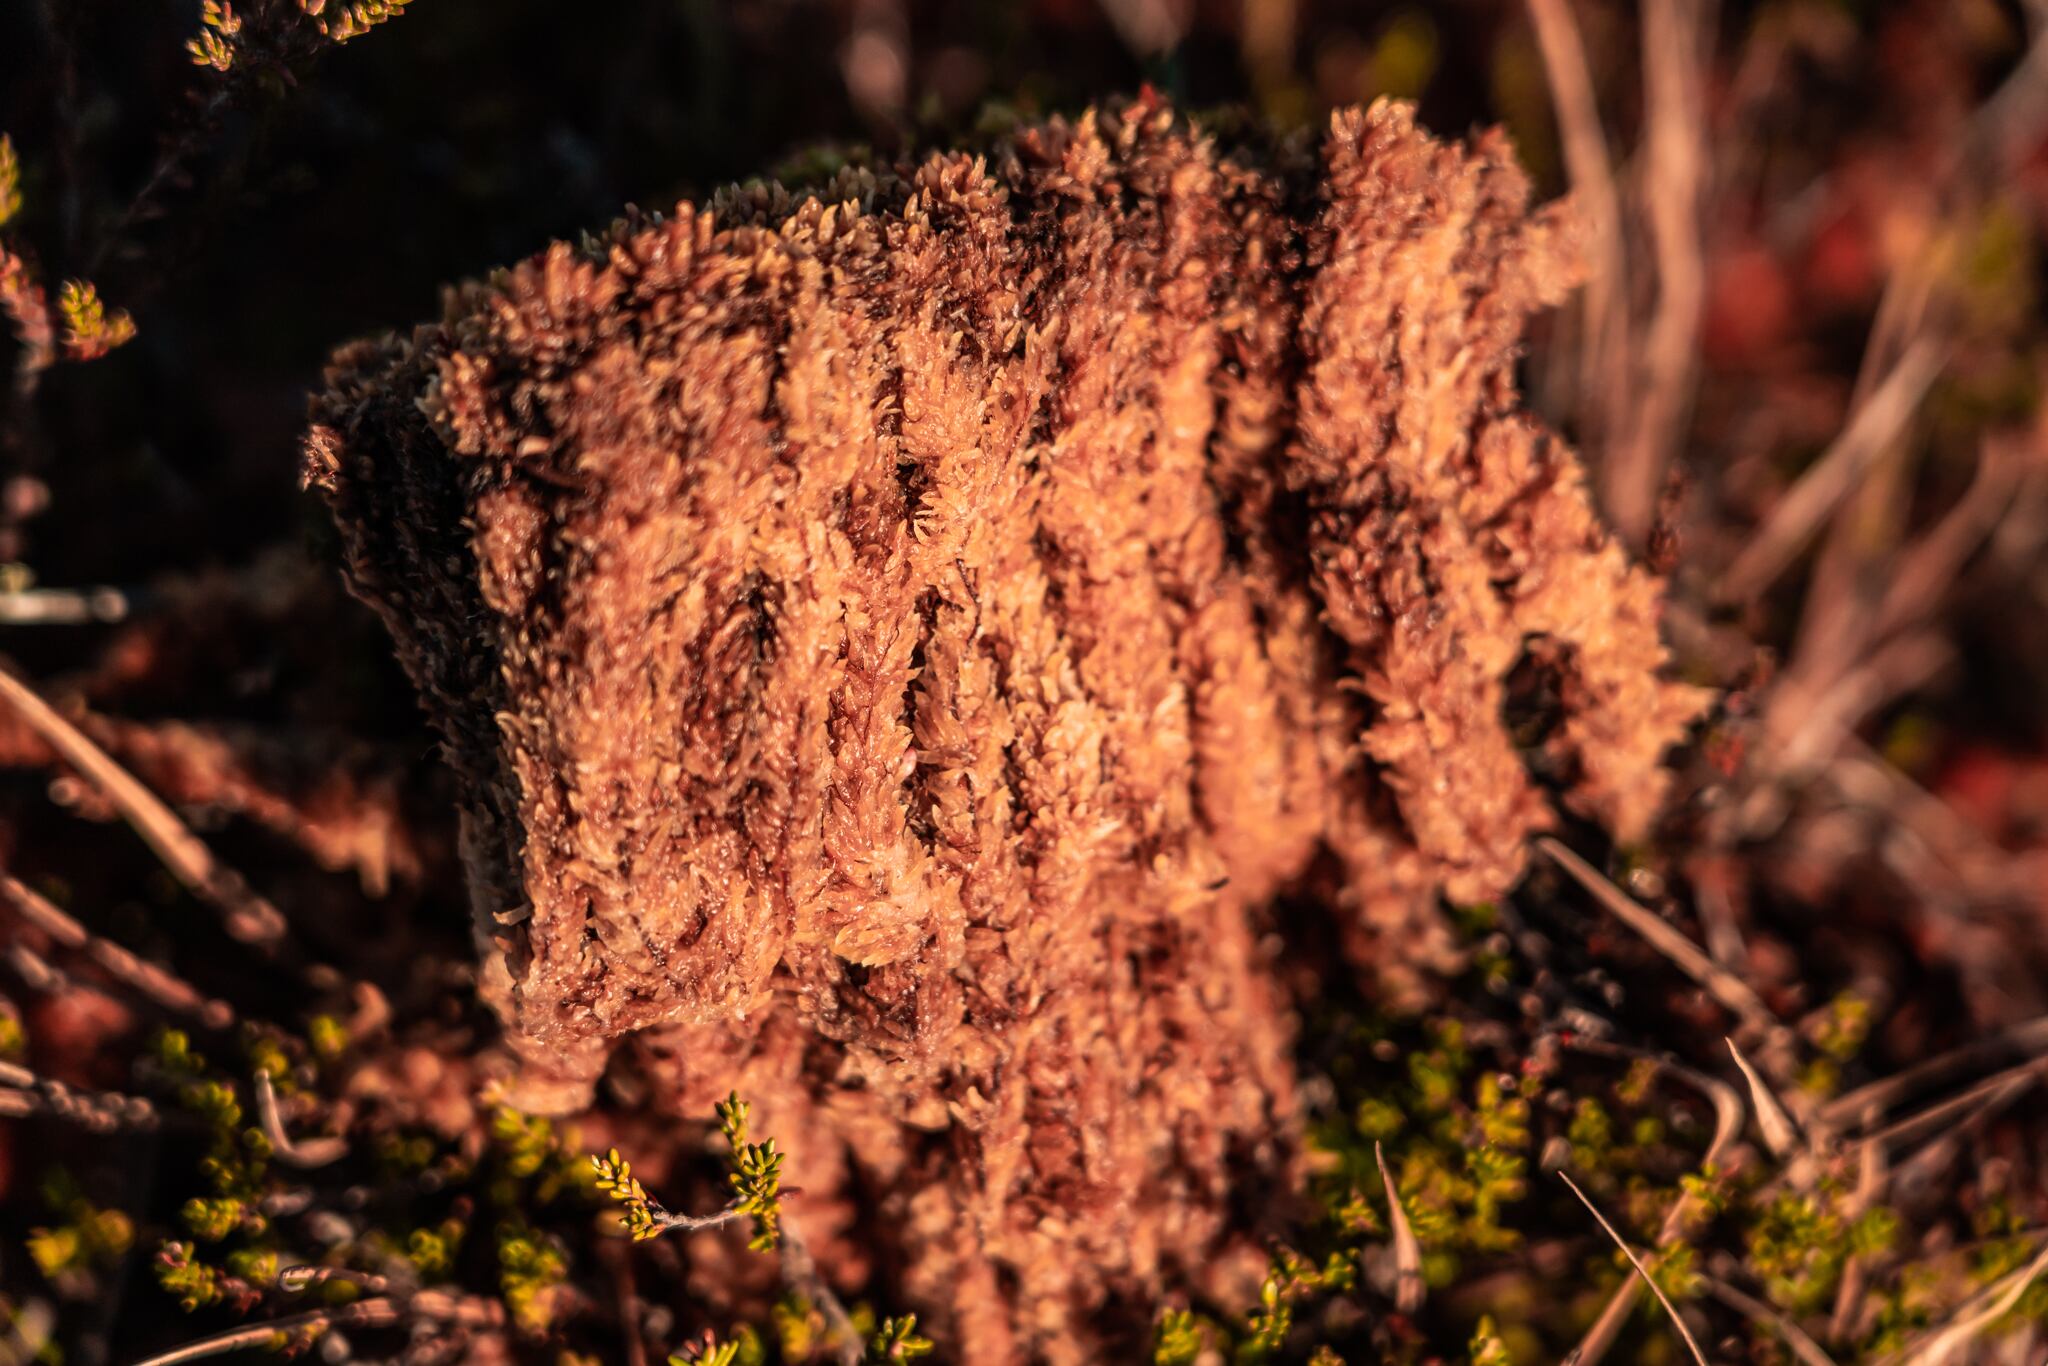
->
<box><xmin>1726</xmin><ymin>1036</ymin><xmax>1801</xmax><ymax>1158</ymax></box>
<box><xmin>1721</xmin><ymin>337</ymin><xmax>1946</xmax><ymax>602</ymax></box>
<box><xmin>1882</xmin><ymin>1238</ymin><xmax>2048</xmax><ymax>1366</ymax></box>
<box><xmin>1539</xmin><ymin>837</ymin><xmax>1775</xmax><ymax>1031</ymax></box>
<box><xmin>0</xmin><ymin>666</ymin><xmax>287</xmax><ymax>947</ymax></box>
<box><xmin>1702</xmin><ymin>1275</ymin><xmax>1841</xmax><ymax>1366</ymax></box>
<box><xmin>1525</xmin><ymin>0</ymin><xmax>1628</xmax><ymax>433</ymax></box>
<box><xmin>0</xmin><ymin>870</ymin><xmax>232</xmax><ymax>1028</ymax></box>
<box><xmin>1376</xmin><ymin>1139</ymin><xmax>1425</xmax><ymax>1315</ymax></box>
<box><xmin>1559</xmin><ymin>1171</ymin><xmax>1709</xmax><ymax>1366</ymax></box>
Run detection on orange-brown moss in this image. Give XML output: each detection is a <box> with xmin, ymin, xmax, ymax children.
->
<box><xmin>303</xmin><ymin>96</ymin><xmax>1706</xmax><ymax>1363</ymax></box>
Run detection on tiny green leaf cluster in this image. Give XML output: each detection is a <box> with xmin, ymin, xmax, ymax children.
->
<box><xmin>867</xmin><ymin>1314</ymin><xmax>934</xmax><ymax>1361</ymax></box>
<box><xmin>718</xmin><ymin>1091</ymin><xmax>785</xmax><ymax>1252</ymax></box>
<box><xmin>592</xmin><ymin>1146</ymin><xmax>670</xmax><ymax>1242</ymax></box>
<box><xmin>57</xmin><ymin>279</ymin><xmax>136</xmax><ymax>360</ymax></box>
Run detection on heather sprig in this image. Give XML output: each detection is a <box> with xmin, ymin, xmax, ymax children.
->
<box><xmin>668</xmin><ymin>1333</ymin><xmax>741</xmax><ymax>1366</ymax></box>
<box><xmin>0</xmin><ymin>135</ymin><xmax>20</xmax><ymax>228</ymax></box>
<box><xmin>591</xmin><ymin>1093</ymin><xmax>783</xmax><ymax>1251</ymax></box>
<box><xmin>57</xmin><ymin>280</ymin><xmax>136</xmax><ymax>361</ymax></box>
<box><xmin>867</xmin><ymin>1314</ymin><xmax>934</xmax><ymax>1361</ymax></box>
<box><xmin>719</xmin><ymin>1093</ymin><xmax>785</xmax><ymax>1252</ymax></box>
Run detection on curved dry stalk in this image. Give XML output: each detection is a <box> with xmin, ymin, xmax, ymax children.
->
<box><xmin>252</xmin><ymin>1068</ymin><xmax>347</xmax><ymax>1169</ymax></box>
<box><xmin>1703</xmin><ymin>1274</ymin><xmax>1840</xmax><ymax>1366</ymax></box>
<box><xmin>1727</xmin><ymin>1037</ymin><xmax>1801</xmax><ymax>1158</ymax></box>
<box><xmin>132</xmin><ymin>1304</ymin><xmax>395</xmax><ymax>1366</ymax></box>
<box><xmin>0</xmin><ymin>870</ymin><xmax>233</xmax><ymax>1028</ymax></box>
<box><xmin>1375</xmin><ymin>1140</ymin><xmax>1424</xmax><ymax>1315</ymax></box>
<box><xmin>1562</xmin><ymin>1036</ymin><xmax>1743</xmax><ymax>1366</ymax></box>
<box><xmin>1559</xmin><ymin>1172</ymin><xmax>1709</xmax><ymax>1366</ymax></box>
<box><xmin>0</xmin><ymin>665</ymin><xmax>287</xmax><ymax>947</ymax></box>
<box><xmin>1539</xmin><ymin>838</ymin><xmax>1778</xmax><ymax>1033</ymax></box>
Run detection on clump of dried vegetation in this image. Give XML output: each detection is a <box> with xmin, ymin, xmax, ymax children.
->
<box><xmin>302</xmin><ymin>89</ymin><xmax>1712</xmax><ymax>1361</ymax></box>
<box><xmin>3</xmin><ymin>2</ymin><xmax>2048</xmax><ymax>1364</ymax></box>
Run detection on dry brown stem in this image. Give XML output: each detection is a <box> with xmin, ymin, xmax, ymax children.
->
<box><xmin>0</xmin><ymin>665</ymin><xmax>288</xmax><ymax>946</ymax></box>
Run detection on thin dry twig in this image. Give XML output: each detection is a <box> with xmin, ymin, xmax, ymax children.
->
<box><xmin>1721</xmin><ymin>336</ymin><xmax>1947</xmax><ymax>601</ymax></box>
<box><xmin>1703</xmin><ymin>1274</ymin><xmax>1841</xmax><ymax>1366</ymax></box>
<box><xmin>0</xmin><ymin>585</ymin><xmax>130</xmax><ymax>625</ymax></box>
<box><xmin>0</xmin><ymin>1059</ymin><xmax>159</xmax><ymax>1132</ymax></box>
<box><xmin>1559</xmin><ymin>1172</ymin><xmax>1709</xmax><ymax>1366</ymax></box>
<box><xmin>0</xmin><ymin>665</ymin><xmax>287</xmax><ymax>947</ymax></box>
<box><xmin>1873</xmin><ymin>434</ymin><xmax>2029</xmax><ymax>639</ymax></box>
<box><xmin>1822</xmin><ymin>1014</ymin><xmax>2048</xmax><ymax>1128</ymax></box>
<box><xmin>1525</xmin><ymin>0</ymin><xmax>1628</xmax><ymax>434</ymax></box>
<box><xmin>1608</xmin><ymin>0</ymin><xmax>1709</xmax><ymax>547</ymax></box>
<box><xmin>0</xmin><ymin>870</ymin><xmax>232</xmax><ymax>1028</ymax></box>
<box><xmin>1375</xmin><ymin>1139</ymin><xmax>1424</xmax><ymax>1315</ymax></box>
<box><xmin>779</xmin><ymin>1206</ymin><xmax>863</xmax><ymax>1366</ymax></box>
<box><xmin>131</xmin><ymin>1289</ymin><xmax>502</xmax><ymax>1366</ymax></box>
<box><xmin>252</xmin><ymin>1068</ymin><xmax>347</xmax><ymax>1169</ymax></box>
<box><xmin>1540</xmin><ymin>837</ymin><xmax>1778</xmax><ymax>1032</ymax></box>
<box><xmin>1562</xmin><ymin>1036</ymin><xmax>1743</xmax><ymax>1366</ymax></box>
<box><xmin>1855</xmin><ymin>1057</ymin><xmax>2046</xmax><ymax>1157</ymax></box>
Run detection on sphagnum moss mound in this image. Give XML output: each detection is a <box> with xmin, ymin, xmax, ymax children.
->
<box><xmin>304</xmin><ymin>96</ymin><xmax>1706</xmax><ymax>1363</ymax></box>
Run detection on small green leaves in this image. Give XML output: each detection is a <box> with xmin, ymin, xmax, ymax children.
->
<box><xmin>728</xmin><ymin>1131</ymin><xmax>784</xmax><ymax>1253</ymax></box>
<box><xmin>0</xmin><ymin>135</ymin><xmax>21</xmax><ymax>228</ymax></box>
<box><xmin>715</xmin><ymin>1090</ymin><xmax>784</xmax><ymax>1251</ymax></box>
<box><xmin>186</xmin><ymin>0</ymin><xmax>241</xmax><ymax>69</ymax></box>
<box><xmin>57</xmin><ymin>280</ymin><xmax>136</xmax><ymax>361</ymax></box>
<box><xmin>496</xmin><ymin>1219</ymin><xmax>567</xmax><ymax>1334</ymax></box>
<box><xmin>155</xmin><ymin>1241</ymin><xmax>225</xmax><ymax>1313</ymax></box>
<box><xmin>669</xmin><ymin>1335</ymin><xmax>741</xmax><ymax>1366</ymax></box>
<box><xmin>1153</xmin><ymin>1307</ymin><xmax>1206</xmax><ymax>1365</ymax></box>
<box><xmin>591</xmin><ymin>1093</ymin><xmax>783</xmax><ymax>1250</ymax></box>
<box><xmin>1466</xmin><ymin>1315</ymin><xmax>1510</xmax><ymax>1366</ymax></box>
<box><xmin>592</xmin><ymin>1147</ymin><xmax>668</xmax><ymax>1242</ymax></box>
<box><xmin>867</xmin><ymin>1314</ymin><xmax>933</xmax><ymax>1361</ymax></box>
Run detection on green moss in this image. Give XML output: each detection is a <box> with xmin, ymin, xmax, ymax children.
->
<box><xmin>496</xmin><ymin>1219</ymin><xmax>568</xmax><ymax>1334</ymax></box>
